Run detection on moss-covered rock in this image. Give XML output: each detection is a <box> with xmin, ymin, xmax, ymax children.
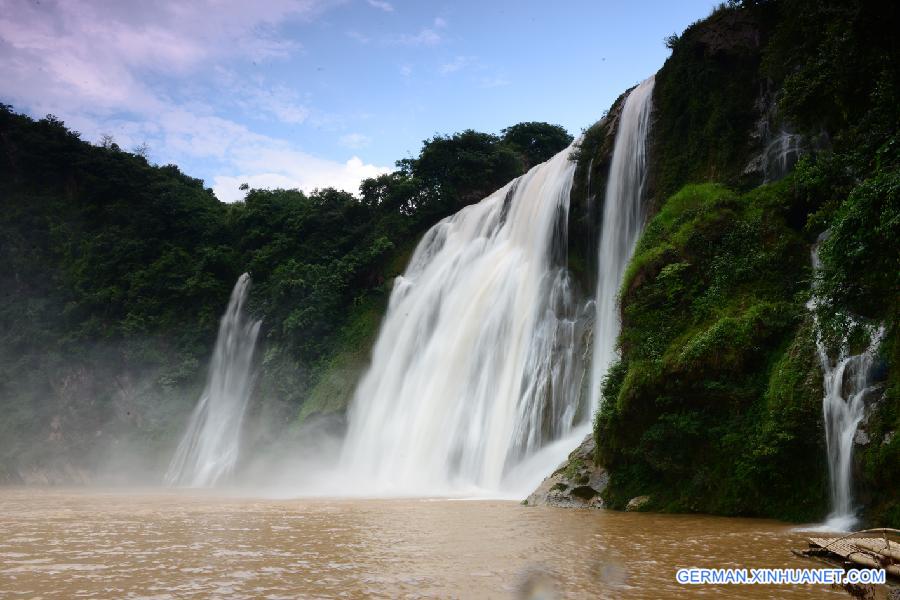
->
<box><xmin>594</xmin><ymin>180</ymin><xmax>830</xmax><ymax>521</ymax></box>
<box><xmin>572</xmin><ymin>0</ymin><xmax>900</xmax><ymax>526</ymax></box>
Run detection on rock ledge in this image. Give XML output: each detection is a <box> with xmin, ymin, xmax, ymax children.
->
<box><xmin>525</xmin><ymin>434</ymin><xmax>608</xmax><ymax>508</ymax></box>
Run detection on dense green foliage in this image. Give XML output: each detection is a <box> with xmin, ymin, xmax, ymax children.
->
<box><xmin>595</xmin><ymin>182</ymin><xmax>827</xmax><ymax>520</ymax></box>
<box><xmin>1</xmin><ymin>112</ymin><xmax>232</xmax><ymax>479</ymax></box>
<box><xmin>500</xmin><ymin>122</ymin><xmax>573</xmax><ymax>170</ymax></box>
<box><xmin>768</xmin><ymin>0</ymin><xmax>900</xmax><ymax>525</ymax></box>
<box><xmin>592</xmin><ymin>0</ymin><xmax>900</xmax><ymax>525</ymax></box>
<box><xmin>396</xmin><ymin>124</ymin><xmax>572</xmax><ymax>219</ymax></box>
<box><xmin>651</xmin><ymin>3</ymin><xmax>769</xmax><ymax>201</ymax></box>
<box><xmin>0</xmin><ymin>105</ymin><xmax>571</xmax><ymax>479</ymax></box>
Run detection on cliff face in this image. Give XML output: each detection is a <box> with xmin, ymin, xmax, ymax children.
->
<box><xmin>0</xmin><ymin>111</ymin><xmax>408</xmax><ymax>482</ymax></box>
<box><xmin>566</xmin><ymin>0</ymin><xmax>899</xmax><ymax>525</ymax></box>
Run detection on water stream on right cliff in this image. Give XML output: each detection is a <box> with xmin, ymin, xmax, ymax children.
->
<box><xmin>808</xmin><ymin>240</ymin><xmax>884</xmax><ymax>531</ymax></box>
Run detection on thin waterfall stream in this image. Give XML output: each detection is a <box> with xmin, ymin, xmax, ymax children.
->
<box><xmin>165</xmin><ymin>273</ymin><xmax>262</xmax><ymax>488</ymax></box>
<box><xmin>588</xmin><ymin>76</ymin><xmax>655</xmax><ymax>412</ymax></box>
<box><xmin>808</xmin><ymin>239</ymin><xmax>884</xmax><ymax>530</ymax></box>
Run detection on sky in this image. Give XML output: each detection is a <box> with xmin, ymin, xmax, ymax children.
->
<box><xmin>0</xmin><ymin>0</ymin><xmax>717</xmax><ymax>202</ymax></box>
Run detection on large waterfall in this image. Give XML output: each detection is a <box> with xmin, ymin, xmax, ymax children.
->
<box><xmin>340</xmin><ymin>144</ymin><xmax>584</xmax><ymax>494</ymax></box>
<box><xmin>340</xmin><ymin>78</ymin><xmax>655</xmax><ymax>496</ymax></box>
<box><xmin>809</xmin><ymin>242</ymin><xmax>883</xmax><ymax>530</ymax></box>
<box><xmin>589</xmin><ymin>76</ymin><xmax>655</xmax><ymax>411</ymax></box>
<box><xmin>165</xmin><ymin>273</ymin><xmax>262</xmax><ymax>487</ymax></box>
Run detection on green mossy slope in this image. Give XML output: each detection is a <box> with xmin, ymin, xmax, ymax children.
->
<box><xmin>595</xmin><ymin>181</ymin><xmax>828</xmax><ymax>521</ymax></box>
<box><xmin>589</xmin><ymin>0</ymin><xmax>899</xmax><ymax>525</ymax></box>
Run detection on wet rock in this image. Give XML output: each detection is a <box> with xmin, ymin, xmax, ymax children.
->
<box><xmin>589</xmin><ymin>468</ymin><xmax>610</xmax><ymax>492</ymax></box>
<box><xmin>525</xmin><ymin>434</ymin><xmax>607</xmax><ymax>509</ymax></box>
<box><xmin>884</xmin><ymin>431</ymin><xmax>895</xmax><ymax>446</ymax></box>
<box><xmin>625</xmin><ymin>495</ymin><xmax>651</xmax><ymax>512</ymax></box>
<box><xmin>854</xmin><ymin>429</ymin><xmax>870</xmax><ymax>446</ymax></box>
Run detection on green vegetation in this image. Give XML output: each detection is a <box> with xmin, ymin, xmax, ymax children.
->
<box><xmin>591</xmin><ymin>0</ymin><xmax>899</xmax><ymax>525</ymax></box>
<box><xmin>595</xmin><ymin>181</ymin><xmax>827</xmax><ymax>520</ymax></box>
<box><xmin>0</xmin><ymin>107</ymin><xmax>571</xmax><ymax>479</ymax></box>
<box><xmin>651</xmin><ymin>2</ymin><xmax>769</xmax><ymax>202</ymax></box>
<box><xmin>765</xmin><ymin>0</ymin><xmax>899</xmax><ymax>525</ymax></box>
<box><xmin>1</xmin><ymin>0</ymin><xmax>896</xmax><ymax>528</ymax></box>
<box><xmin>500</xmin><ymin>122</ymin><xmax>573</xmax><ymax>170</ymax></box>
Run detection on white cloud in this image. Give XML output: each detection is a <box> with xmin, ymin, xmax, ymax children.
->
<box><xmin>396</xmin><ymin>28</ymin><xmax>441</xmax><ymax>46</ymax></box>
<box><xmin>0</xmin><ymin>0</ymin><xmax>328</xmax><ymax>118</ymax></box>
<box><xmin>89</xmin><ymin>107</ymin><xmax>390</xmax><ymax>202</ymax></box>
<box><xmin>213</xmin><ymin>154</ymin><xmax>390</xmax><ymax>202</ymax></box>
<box><xmin>480</xmin><ymin>76</ymin><xmax>511</xmax><ymax>88</ymax></box>
<box><xmin>0</xmin><ymin>0</ymin><xmax>394</xmax><ymax>202</ymax></box>
<box><xmin>248</xmin><ymin>86</ymin><xmax>311</xmax><ymax>124</ymax></box>
<box><xmin>400</xmin><ymin>64</ymin><xmax>413</xmax><ymax>77</ymax></box>
<box><xmin>440</xmin><ymin>56</ymin><xmax>475</xmax><ymax>75</ymax></box>
<box><xmin>391</xmin><ymin>19</ymin><xmax>444</xmax><ymax>47</ymax></box>
<box><xmin>339</xmin><ymin>133</ymin><xmax>372</xmax><ymax>149</ymax></box>
<box><xmin>0</xmin><ymin>0</ymin><xmax>329</xmax><ymax>90</ymax></box>
<box><xmin>366</xmin><ymin>0</ymin><xmax>394</xmax><ymax>12</ymax></box>
<box><xmin>346</xmin><ymin>30</ymin><xmax>371</xmax><ymax>44</ymax></box>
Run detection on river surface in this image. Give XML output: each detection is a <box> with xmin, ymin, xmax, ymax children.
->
<box><xmin>0</xmin><ymin>488</ymin><xmax>846</xmax><ymax>599</ymax></box>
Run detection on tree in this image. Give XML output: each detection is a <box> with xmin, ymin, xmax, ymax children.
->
<box><xmin>405</xmin><ymin>129</ymin><xmax>523</xmax><ymax>213</ymax></box>
<box><xmin>500</xmin><ymin>122</ymin><xmax>573</xmax><ymax>169</ymax></box>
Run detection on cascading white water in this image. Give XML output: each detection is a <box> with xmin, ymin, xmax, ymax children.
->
<box><xmin>589</xmin><ymin>76</ymin><xmax>655</xmax><ymax>411</ymax></box>
<box><xmin>165</xmin><ymin>273</ymin><xmax>262</xmax><ymax>487</ymax></box>
<box><xmin>808</xmin><ymin>242</ymin><xmax>883</xmax><ymax>530</ymax></box>
<box><xmin>340</xmin><ymin>143</ymin><xmax>588</xmax><ymax>495</ymax></box>
<box><xmin>762</xmin><ymin>130</ymin><xmax>802</xmax><ymax>183</ymax></box>
<box><xmin>340</xmin><ymin>78</ymin><xmax>656</xmax><ymax>497</ymax></box>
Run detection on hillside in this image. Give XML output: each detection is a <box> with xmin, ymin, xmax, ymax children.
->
<box><xmin>0</xmin><ymin>108</ymin><xmax>571</xmax><ymax>481</ymax></box>
<box><xmin>577</xmin><ymin>0</ymin><xmax>899</xmax><ymax>525</ymax></box>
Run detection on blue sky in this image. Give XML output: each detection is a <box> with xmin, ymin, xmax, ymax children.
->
<box><xmin>1</xmin><ymin>0</ymin><xmax>717</xmax><ymax>201</ymax></box>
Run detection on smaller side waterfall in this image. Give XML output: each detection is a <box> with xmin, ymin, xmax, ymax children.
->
<box><xmin>588</xmin><ymin>76</ymin><xmax>655</xmax><ymax>411</ymax></box>
<box><xmin>809</xmin><ymin>241</ymin><xmax>883</xmax><ymax>529</ymax></box>
<box><xmin>762</xmin><ymin>130</ymin><xmax>802</xmax><ymax>182</ymax></box>
<box><xmin>165</xmin><ymin>273</ymin><xmax>262</xmax><ymax>487</ymax></box>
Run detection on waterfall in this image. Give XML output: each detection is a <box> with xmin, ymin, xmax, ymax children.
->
<box><xmin>762</xmin><ymin>130</ymin><xmax>802</xmax><ymax>182</ymax></box>
<box><xmin>808</xmin><ymin>242</ymin><xmax>883</xmax><ymax>529</ymax></box>
<box><xmin>589</xmin><ymin>76</ymin><xmax>655</xmax><ymax>411</ymax></box>
<box><xmin>340</xmin><ymin>143</ymin><xmax>587</xmax><ymax>495</ymax></box>
<box><xmin>339</xmin><ymin>78</ymin><xmax>656</xmax><ymax>496</ymax></box>
<box><xmin>165</xmin><ymin>273</ymin><xmax>262</xmax><ymax>487</ymax></box>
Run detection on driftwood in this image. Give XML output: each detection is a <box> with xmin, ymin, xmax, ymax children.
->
<box><xmin>805</xmin><ymin>529</ymin><xmax>900</xmax><ymax>580</ymax></box>
<box><xmin>854</xmin><ymin>539</ymin><xmax>900</xmax><ymax>563</ymax></box>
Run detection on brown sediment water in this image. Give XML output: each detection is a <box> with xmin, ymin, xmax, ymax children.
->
<box><xmin>0</xmin><ymin>488</ymin><xmax>848</xmax><ymax>599</ymax></box>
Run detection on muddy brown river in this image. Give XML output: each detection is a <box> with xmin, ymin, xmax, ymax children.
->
<box><xmin>0</xmin><ymin>488</ymin><xmax>850</xmax><ymax>598</ymax></box>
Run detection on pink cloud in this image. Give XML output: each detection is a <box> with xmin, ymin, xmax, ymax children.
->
<box><xmin>0</xmin><ymin>0</ymin><xmax>391</xmax><ymax>203</ymax></box>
